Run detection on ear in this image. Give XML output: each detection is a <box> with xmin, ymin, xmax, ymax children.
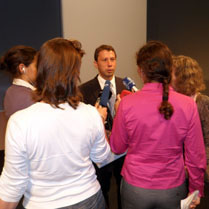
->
<box><xmin>171</xmin><ymin>68</ymin><xmax>176</xmax><ymax>87</ymax></box>
<box><xmin>18</xmin><ymin>63</ymin><xmax>25</xmax><ymax>74</ymax></box>
<box><xmin>94</xmin><ymin>61</ymin><xmax>98</xmax><ymax>69</ymax></box>
<box><xmin>137</xmin><ymin>67</ymin><xmax>146</xmax><ymax>83</ymax></box>
<box><xmin>137</xmin><ymin>67</ymin><xmax>142</xmax><ymax>77</ymax></box>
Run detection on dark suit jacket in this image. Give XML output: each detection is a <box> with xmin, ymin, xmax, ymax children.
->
<box><xmin>79</xmin><ymin>75</ymin><xmax>126</xmax><ymax>131</ymax></box>
<box><xmin>79</xmin><ymin>75</ymin><xmax>126</xmax><ymax>106</ymax></box>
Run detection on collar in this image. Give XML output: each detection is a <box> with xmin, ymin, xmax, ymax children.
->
<box><xmin>142</xmin><ymin>82</ymin><xmax>174</xmax><ymax>92</ymax></box>
<box><xmin>13</xmin><ymin>78</ymin><xmax>36</xmax><ymax>91</ymax></box>
<box><xmin>97</xmin><ymin>75</ymin><xmax>116</xmax><ymax>93</ymax></box>
<box><xmin>191</xmin><ymin>92</ymin><xmax>200</xmax><ymax>102</ymax></box>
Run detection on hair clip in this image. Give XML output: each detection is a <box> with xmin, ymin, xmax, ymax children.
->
<box><xmin>69</xmin><ymin>39</ymin><xmax>85</xmax><ymax>57</ymax></box>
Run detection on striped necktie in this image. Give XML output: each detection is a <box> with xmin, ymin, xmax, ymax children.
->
<box><xmin>109</xmin><ymin>82</ymin><xmax>116</xmax><ymax>117</ymax></box>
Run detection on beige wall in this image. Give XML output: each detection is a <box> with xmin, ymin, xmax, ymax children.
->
<box><xmin>61</xmin><ymin>0</ymin><xmax>146</xmax><ymax>89</ymax></box>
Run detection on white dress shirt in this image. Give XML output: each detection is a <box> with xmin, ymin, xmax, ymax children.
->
<box><xmin>97</xmin><ymin>75</ymin><xmax>116</xmax><ymax>95</ymax></box>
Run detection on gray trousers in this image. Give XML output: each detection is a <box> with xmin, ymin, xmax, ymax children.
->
<box><xmin>120</xmin><ymin>178</ymin><xmax>187</xmax><ymax>209</ymax></box>
<box><xmin>23</xmin><ymin>189</ymin><xmax>106</xmax><ymax>209</ymax></box>
<box><xmin>58</xmin><ymin>189</ymin><xmax>106</xmax><ymax>209</ymax></box>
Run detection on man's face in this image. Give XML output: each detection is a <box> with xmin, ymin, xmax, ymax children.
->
<box><xmin>94</xmin><ymin>50</ymin><xmax>116</xmax><ymax>80</ymax></box>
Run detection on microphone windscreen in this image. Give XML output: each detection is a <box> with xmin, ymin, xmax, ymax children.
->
<box><xmin>123</xmin><ymin>77</ymin><xmax>136</xmax><ymax>91</ymax></box>
<box><xmin>120</xmin><ymin>90</ymin><xmax>133</xmax><ymax>98</ymax></box>
<box><xmin>99</xmin><ymin>80</ymin><xmax>111</xmax><ymax>107</ymax></box>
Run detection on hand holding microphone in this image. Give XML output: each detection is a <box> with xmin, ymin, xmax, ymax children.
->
<box><xmin>95</xmin><ymin>80</ymin><xmax>113</xmax><ymax>130</ymax></box>
<box><xmin>99</xmin><ymin>80</ymin><xmax>111</xmax><ymax>107</ymax></box>
<box><xmin>95</xmin><ymin>102</ymin><xmax>107</xmax><ymax>122</ymax></box>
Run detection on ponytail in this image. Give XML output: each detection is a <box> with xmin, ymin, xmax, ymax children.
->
<box><xmin>159</xmin><ymin>79</ymin><xmax>173</xmax><ymax>120</ymax></box>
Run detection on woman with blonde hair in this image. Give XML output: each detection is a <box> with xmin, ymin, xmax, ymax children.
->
<box><xmin>172</xmin><ymin>55</ymin><xmax>206</xmax><ymax>97</ymax></box>
<box><xmin>172</xmin><ymin>55</ymin><xmax>209</xmax><ymax>208</ymax></box>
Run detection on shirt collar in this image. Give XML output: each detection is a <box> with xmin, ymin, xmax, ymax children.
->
<box><xmin>142</xmin><ymin>82</ymin><xmax>174</xmax><ymax>92</ymax></box>
<box><xmin>191</xmin><ymin>92</ymin><xmax>200</xmax><ymax>101</ymax></box>
<box><xmin>13</xmin><ymin>78</ymin><xmax>36</xmax><ymax>91</ymax></box>
<box><xmin>97</xmin><ymin>74</ymin><xmax>116</xmax><ymax>92</ymax></box>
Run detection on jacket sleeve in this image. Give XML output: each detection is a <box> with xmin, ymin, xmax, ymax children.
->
<box><xmin>197</xmin><ymin>95</ymin><xmax>209</xmax><ymax>182</ymax></box>
<box><xmin>184</xmin><ymin>101</ymin><xmax>207</xmax><ymax>197</ymax></box>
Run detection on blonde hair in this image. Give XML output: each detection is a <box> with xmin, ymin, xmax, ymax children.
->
<box><xmin>172</xmin><ymin>55</ymin><xmax>205</xmax><ymax>96</ymax></box>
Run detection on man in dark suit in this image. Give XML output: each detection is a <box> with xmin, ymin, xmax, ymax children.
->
<box><xmin>79</xmin><ymin>44</ymin><xmax>126</xmax><ymax>209</ymax></box>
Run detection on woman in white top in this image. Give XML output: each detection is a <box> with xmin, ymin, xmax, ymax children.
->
<box><xmin>0</xmin><ymin>38</ymin><xmax>111</xmax><ymax>209</ymax></box>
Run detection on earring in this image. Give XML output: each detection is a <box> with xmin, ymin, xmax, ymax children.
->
<box><xmin>22</xmin><ymin>67</ymin><xmax>26</xmax><ymax>73</ymax></box>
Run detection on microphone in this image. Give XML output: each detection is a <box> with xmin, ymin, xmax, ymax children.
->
<box><xmin>99</xmin><ymin>80</ymin><xmax>111</xmax><ymax>107</ymax></box>
<box><xmin>97</xmin><ymin>80</ymin><xmax>113</xmax><ymax>131</ymax></box>
<box><xmin>123</xmin><ymin>77</ymin><xmax>138</xmax><ymax>92</ymax></box>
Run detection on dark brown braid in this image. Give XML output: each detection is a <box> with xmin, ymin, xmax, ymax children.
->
<box><xmin>159</xmin><ymin>78</ymin><xmax>174</xmax><ymax>120</ymax></box>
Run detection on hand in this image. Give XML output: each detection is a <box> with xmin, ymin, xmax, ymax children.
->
<box><xmin>189</xmin><ymin>195</ymin><xmax>200</xmax><ymax>209</ymax></box>
<box><xmin>95</xmin><ymin>102</ymin><xmax>107</xmax><ymax>122</ymax></box>
<box><xmin>114</xmin><ymin>94</ymin><xmax>121</xmax><ymax>113</ymax></box>
<box><xmin>0</xmin><ymin>199</ymin><xmax>18</xmax><ymax>209</ymax></box>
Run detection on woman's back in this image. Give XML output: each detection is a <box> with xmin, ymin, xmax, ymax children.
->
<box><xmin>110</xmin><ymin>41</ymin><xmax>206</xmax><ymax>209</ymax></box>
<box><xmin>111</xmin><ymin>83</ymin><xmax>204</xmax><ymax>190</ymax></box>
<box><xmin>4</xmin><ymin>84</ymin><xmax>34</xmax><ymax>118</ymax></box>
<box><xmin>0</xmin><ymin>38</ymin><xmax>110</xmax><ymax>209</ymax></box>
<box><xmin>3</xmin><ymin>101</ymin><xmax>110</xmax><ymax>208</ymax></box>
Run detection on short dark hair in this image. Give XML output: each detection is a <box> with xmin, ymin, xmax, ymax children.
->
<box><xmin>94</xmin><ymin>44</ymin><xmax>116</xmax><ymax>61</ymax></box>
<box><xmin>0</xmin><ymin>45</ymin><xmax>37</xmax><ymax>78</ymax></box>
<box><xmin>34</xmin><ymin>38</ymin><xmax>85</xmax><ymax>109</ymax></box>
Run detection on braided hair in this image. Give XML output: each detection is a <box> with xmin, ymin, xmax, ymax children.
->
<box><xmin>136</xmin><ymin>41</ymin><xmax>174</xmax><ymax>120</ymax></box>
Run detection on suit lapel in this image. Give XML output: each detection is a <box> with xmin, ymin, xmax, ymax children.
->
<box><xmin>92</xmin><ymin>76</ymin><xmax>102</xmax><ymax>103</ymax></box>
<box><xmin>115</xmin><ymin>76</ymin><xmax>126</xmax><ymax>94</ymax></box>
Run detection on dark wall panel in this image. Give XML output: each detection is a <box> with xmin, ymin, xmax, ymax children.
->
<box><xmin>147</xmin><ymin>0</ymin><xmax>209</xmax><ymax>95</ymax></box>
<box><xmin>0</xmin><ymin>0</ymin><xmax>62</xmax><ymax>54</ymax></box>
<box><xmin>0</xmin><ymin>0</ymin><xmax>62</xmax><ymax>110</ymax></box>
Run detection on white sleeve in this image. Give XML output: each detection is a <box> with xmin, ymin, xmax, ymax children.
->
<box><xmin>89</xmin><ymin>109</ymin><xmax>111</xmax><ymax>163</ymax></box>
<box><xmin>0</xmin><ymin>116</ymin><xmax>29</xmax><ymax>202</ymax></box>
